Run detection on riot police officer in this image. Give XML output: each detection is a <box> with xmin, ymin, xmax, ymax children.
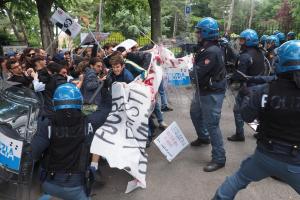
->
<box><xmin>228</xmin><ymin>29</ymin><xmax>265</xmax><ymax>142</ymax></box>
<box><xmin>275</xmin><ymin>32</ymin><xmax>286</xmax><ymax>45</ymax></box>
<box><xmin>213</xmin><ymin>40</ymin><xmax>300</xmax><ymax>199</ymax></box>
<box><xmin>259</xmin><ymin>35</ymin><xmax>268</xmax><ymax>49</ymax></box>
<box><xmin>190</xmin><ymin>17</ymin><xmax>227</xmax><ymax>172</ymax></box>
<box><xmin>31</xmin><ymin>83</ymin><xmax>94</xmax><ymax>200</ymax></box>
<box><xmin>265</xmin><ymin>35</ymin><xmax>280</xmax><ymax>71</ymax></box>
<box><xmin>287</xmin><ymin>31</ymin><xmax>296</xmax><ymax>41</ymax></box>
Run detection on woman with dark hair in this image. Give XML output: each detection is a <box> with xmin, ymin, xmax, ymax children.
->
<box><xmin>20</xmin><ymin>47</ymin><xmax>36</xmax><ymax>69</ymax></box>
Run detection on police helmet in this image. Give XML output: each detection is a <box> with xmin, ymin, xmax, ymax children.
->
<box><xmin>195</xmin><ymin>17</ymin><xmax>219</xmax><ymax>40</ymax></box>
<box><xmin>266</xmin><ymin>35</ymin><xmax>280</xmax><ymax>47</ymax></box>
<box><xmin>273</xmin><ymin>30</ymin><xmax>280</xmax><ymax>35</ymax></box>
<box><xmin>287</xmin><ymin>31</ymin><xmax>296</xmax><ymax>40</ymax></box>
<box><xmin>219</xmin><ymin>37</ymin><xmax>229</xmax><ymax>46</ymax></box>
<box><xmin>276</xmin><ymin>40</ymin><xmax>300</xmax><ymax>74</ymax></box>
<box><xmin>53</xmin><ymin>83</ymin><xmax>83</xmax><ymax>111</ymax></box>
<box><xmin>260</xmin><ymin>35</ymin><xmax>268</xmax><ymax>44</ymax></box>
<box><xmin>275</xmin><ymin>32</ymin><xmax>286</xmax><ymax>43</ymax></box>
<box><xmin>239</xmin><ymin>29</ymin><xmax>259</xmax><ymax>47</ymax></box>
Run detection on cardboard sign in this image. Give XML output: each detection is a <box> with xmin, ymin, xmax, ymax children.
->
<box><xmin>80</xmin><ymin>32</ymin><xmax>110</xmax><ymax>45</ymax></box>
<box><xmin>51</xmin><ymin>7</ymin><xmax>81</xmax><ymax>38</ymax></box>
<box><xmin>154</xmin><ymin>122</ymin><xmax>189</xmax><ymax>162</ymax></box>
<box><xmin>0</xmin><ymin>131</ymin><xmax>23</xmax><ymax>173</ymax></box>
<box><xmin>113</xmin><ymin>39</ymin><xmax>138</xmax><ymax>51</ymax></box>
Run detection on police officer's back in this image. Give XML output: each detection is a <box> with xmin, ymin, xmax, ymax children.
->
<box><xmin>213</xmin><ymin>40</ymin><xmax>300</xmax><ymax>199</ymax></box>
<box><xmin>228</xmin><ymin>29</ymin><xmax>265</xmax><ymax>142</ymax></box>
<box><xmin>31</xmin><ymin>83</ymin><xmax>93</xmax><ymax>200</ymax></box>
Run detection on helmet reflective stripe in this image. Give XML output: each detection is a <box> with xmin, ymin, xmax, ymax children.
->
<box><xmin>53</xmin><ymin>83</ymin><xmax>83</xmax><ymax>111</ymax></box>
<box><xmin>276</xmin><ymin>40</ymin><xmax>300</xmax><ymax>74</ymax></box>
<box><xmin>195</xmin><ymin>17</ymin><xmax>219</xmax><ymax>40</ymax></box>
<box><xmin>239</xmin><ymin>29</ymin><xmax>259</xmax><ymax>47</ymax></box>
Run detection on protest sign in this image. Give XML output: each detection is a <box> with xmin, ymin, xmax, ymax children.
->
<box><xmin>50</xmin><ymin>7</ymin><xmax>81</xmax><ymax>38</ymax></box>
<box><xmin>165</xmin><ymin>67</ymin><xmax>191</xmax><ymax>87</ymax></box>
<box><xmin>113</xmin><ymin>39</ymin><xmax>138</xmax><ymax>51</ymax></box>
<box><xmin>154</xmin><ymin>122</ymin><xmax>189</xmax><ymax>162</ymax></box>
<box><xmin>0</xmin><ymin>131</ymin><xmax>23</xmax><ymax>173</ymax></box>
<box><xmin>80</xmin><ymin>32</ymin><xmax>110</xmax><ymax>45</ymax></box>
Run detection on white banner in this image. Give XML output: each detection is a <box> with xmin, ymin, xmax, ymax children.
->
<box><xmin>154</xmin><ymin>122</ymin><xmax>189</xmax><ymax>162</ymax></box>
<box><xmin>50</xmin><ymin>7</ymin><xmax>81</xmax><ymax>38</ymax></box>
<box><xmin>90</xmin><ymin>82</ymin><xmax>152</xmax><ymax>191</ymax></box>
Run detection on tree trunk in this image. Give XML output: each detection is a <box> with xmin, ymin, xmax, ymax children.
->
<box><xmin>5</xmin><ymin>6</ymin><xmax>23</xmax><ymax>42</ymax></box>
<box><xmin>248</xmin><ymin>0</ymin><xmax>255</xmax><ymax>28</ymax></box>
<box><xmin>148</xmin><ymin>0</ymin><xmax>161</xmax><ymax>43</ymax></box>
<box><xmin>226</xmin><ymin>0</ymin><xmax>235</xmax><ymax>32</ymax></box>
<box><xmin>172</xmin><ymin>11</ymin><xmax>177</xmax><ymax>38</ymax></box>
<box><xmin>20</xmin><ymin>21</ymin><xmax>29</xmax><ymax>45</ymax></box>
<box><xmin>35</xmin><ymin>0</ymin><xmax>55</xmax><ymax>56</ymax></box>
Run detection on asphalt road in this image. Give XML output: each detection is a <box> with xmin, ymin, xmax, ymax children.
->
<box><xmin>3</xmin><ymin>87</ymin><xmax>299</xmax><ymax>200</ymax></box>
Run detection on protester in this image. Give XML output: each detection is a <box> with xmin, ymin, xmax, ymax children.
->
<box><xmin>81</xmin><ymin>57</ymin><xmax>106</xmax><ymax>106</ymax></box>
<box><xmin>21</xmin><ymin>47</ymin><xmax>36</xmax><ymax>69</ymax></box>
<box><xmin>7</xmin><ymin>59</ymin><xmax>33</xmax><ymax>88</ymax></box>
<box><xmin>109</xmin><ymin>52</ymin><xmax>134</xmax><ymax>83</ymax></box>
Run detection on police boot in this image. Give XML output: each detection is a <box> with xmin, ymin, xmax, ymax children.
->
<box><xmin>227</xmin><ymin>134</ymin><xmax>245</xmax><ymax>142</ymax></box>
<box><xmin>203</xmin><ymin>161</ymin><xmax>225</xmax><ymax>172</ymax></box>
<box><xmin>190</xmin><ymin>138</ymin><xmax>210</xmax><ymax>147</ymax></box>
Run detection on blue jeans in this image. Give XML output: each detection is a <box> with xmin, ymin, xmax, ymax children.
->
<box><xmin>201</xmin><ymin>93</ymin><xmax>226</xmax><ymax>164</ymax></box>
<box><xmin>233</xmin><ymin>92</ymin><xmax>244</xmax><ymax>136</ymax></box>
<box><xmin>159</xmin><ymin>80</ymin><xmax>168</xmax><ymax>109</ymax></box>
<box><xmin>213</xmin><ymin>149</ymin><xmax>300</xmax><ymax>199</ymax></box>
<box><xmin>190</xmin><ymin>91</ymin><xmax>226</xmax><ymax>164</ymax></box>
<box><xmin>153</xmin><ymin>102</ymin><xmax>163</xmax><ymax>123</ymax></box>
<box><xmin>190</xmin><ymin>91</ymin><xmax>209</xmax><ymax>139</ymax></box>
<box><xmin>38</xmin><ymin>181</ymin><xmax>90</xmax><ymax>200</ymax></box>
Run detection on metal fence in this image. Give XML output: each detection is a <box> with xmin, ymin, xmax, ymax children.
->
<box><xmin>229</xmin><ymin>23</ymin><xmax>300</xmax><ymax>39</ymax></box>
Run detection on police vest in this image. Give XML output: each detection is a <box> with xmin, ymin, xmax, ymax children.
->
<box><xmin>259</xmin><ymin>79</ymin><xmax>300</xmax><ymax>145</ymax></box>
<box><xmin>243</xmin><ymin>48</ymin><xmax>265</xmax><ymax>76</ymax></box>
<box><xmin>41</xmin><ymin>117</ymin><xmax>93</xmax><ymax>173</ymax></box>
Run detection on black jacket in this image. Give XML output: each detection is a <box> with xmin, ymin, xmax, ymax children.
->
<box><xmin>193</xmin><ymin>41</ymin><xmax>227</xmax><ymax>95</ymax></box>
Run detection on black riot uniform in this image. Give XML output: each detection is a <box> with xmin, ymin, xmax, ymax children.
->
<box><xmin>213</xmin><ymin>40</ymin><xmax>300</xmax><ymax>199</ymax></box>
<box><xmin>228</xmin><ymin>45</ymin><xmax>266</xmax><ymax>141</ymax></box>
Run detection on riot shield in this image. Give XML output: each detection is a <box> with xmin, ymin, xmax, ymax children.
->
<box><xmin>0</xmin><ymin>80</ymin><xmax>40</xmax><ymax>200</ymax></box>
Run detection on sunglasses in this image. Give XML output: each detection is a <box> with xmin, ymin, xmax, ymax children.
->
<box><xmin>27</xmin><ymin>53</ymin><xmax>35</xmax><ymax>57</ymax></box>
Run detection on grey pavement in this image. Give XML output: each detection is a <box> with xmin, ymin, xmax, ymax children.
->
<box><xmin>27</xmin><ymin>88</ymin><xmax>300</xmax><ymax>199</ymax></box>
